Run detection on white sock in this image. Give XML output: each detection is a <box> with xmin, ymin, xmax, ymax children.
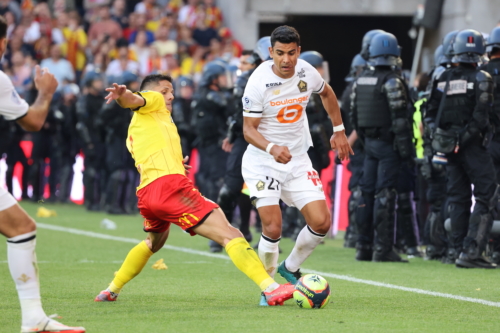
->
<box><xmin>258</xmin><ymin>234</ymin><xmax>280</xmax><ymax>278</ymax></box>
<box><xmin>264</xmin><ymin>282</ymin><xmax>280</xmax><ymax>293</ymax></box>
<box><xmin>7</xmin><ymin>231</ymin><xmax>47</xmax><ymax>327</ymax></box>
<box><xmin>285</xmin><ymin>226</ymin><xmax>325</xmax><ymax>273</ymax></box>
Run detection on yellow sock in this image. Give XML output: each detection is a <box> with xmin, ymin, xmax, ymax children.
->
<box><xmin>109</xmin><ymin>241</ymin><xmax>153</xmax><ymax>294</ymax></box>
<box><xmin>225</xmin><ymin>237</ymin><xmax>276</xmax><ymax>291</ymax></box>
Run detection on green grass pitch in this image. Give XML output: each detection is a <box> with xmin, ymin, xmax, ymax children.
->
<box><xmin>1</xmin><ymin>202</ymin><xmax>499</xmax><ymax>332</ymax></box>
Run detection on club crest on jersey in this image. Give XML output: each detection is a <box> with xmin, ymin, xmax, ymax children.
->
<box><xmin>297</xmin><ymin>68</ymin><xmax>306</xmax><ymax>78</ymax></box>
<box><xmin>266</xmin><ymin>82</ymin><xmax>282</xmax><ymax>88</ymax></box>
<box><xmin>256</xmin><ymin>180</ymin><xmax>265</xmax><ymax>191</ymax></box>
<box><xmin>273</xmin><ymin>89</ymin><xmax>280</xmax><ymax>95</ymax></box>
<box><xmin>297</xmin><ymin>80</ymin><xmax>307</xmax><ymax>93</ymax></box>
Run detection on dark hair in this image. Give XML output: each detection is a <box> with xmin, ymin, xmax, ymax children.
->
<box><xmin>270</xmin><ymin>25</ymin><xmax>300</xmax><ymax>47</ymax></box>
<box><xmin>0</xmin><ymin>15</ymin><xmax>7</xmax><ymax>39</ymax></box>
<box><xmin>242</xmin><ymin>50</ymin><xmax>253</xmax><ymax>56</ymax></box>
<box><xmin>140</xmin><ymin>74</ymin><xmax>173</xmax><ymax>90</ymax></box>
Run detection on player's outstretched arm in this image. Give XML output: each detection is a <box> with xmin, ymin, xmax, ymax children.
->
<box><xmin>243</xmin><ymin>116</ymin><xmax>292</xmax><ymax>164</ymax></box>
<box><xmin>104</xmin><ymin>83</ymin><xmax>145</xmax><ymax>109</ymax></box>
<box><xmin>318</xmin><ymin>83</ymin><xmax>354</xmax><ymax>161</ymax></box>
<box><xmin>17</xmin><ymin>66</ymin><xmax>58</xmax><ymax>131</ymax></box>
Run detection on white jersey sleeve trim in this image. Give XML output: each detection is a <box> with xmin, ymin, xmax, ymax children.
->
<box><xmin>313</xmin><ymin>80</ymin><xmax>326</xmax><ymax>94</ymax></box>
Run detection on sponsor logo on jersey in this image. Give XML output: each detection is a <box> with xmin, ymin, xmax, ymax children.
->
<box><xmin>437</xmin><ymin>80</ymin><xmax>467</xmax><ymax>95</ymax></box>
<box><xmin>266</xmin><ymin>82</ymin><xmax>282</xmax><ymax>88</ymax></box>
<box><xmin>466</xmin><ymin>36</ymin><xmax>475</xmax><ymax>47</ymax></box>
<box><xmin>243</xmin><ymin>96</ymin><xmax>252</xmax><ymax>109</ymax></box>
<box><xmin>297</xmin><ymin>68</ymin><xmax>306</xmax><ymax>78</ymax></box>
<box><xmin>357</xmin><ymin>77</ymin><xmax>378</xmax><ymax>85</ymax></box>
<box><xmin>270</xmin><ymin>95</ymin><xmax>309</xmax><ymax>106</ymax></box>
<box><xmin>307</xmin><ymin>171</ymin><xmax>322</xmax><ymax>186</ymax></box>
<box><xmin>297</xmin><ymin>80</ymin><xmax>307</xmax><ymax>93</ymax></box>
<box><xmin>256</xmin><ymin>180</ymin><xmax>265</xmax><ymax>191</ymax></box>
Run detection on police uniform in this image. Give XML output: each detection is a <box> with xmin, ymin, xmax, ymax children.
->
<box><xmin>427</xmin><ymin>31</ymin><xmax>497</xmax><ymax>268</ymax></box>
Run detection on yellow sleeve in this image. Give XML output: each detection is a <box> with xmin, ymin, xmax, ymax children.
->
<box><xmin>77</xmin><ymin>29</ymin><xmax>88</xmax><ymax>47</ymax></box>
<box><xmin>132</xmin><ymin>91</ymin><xmax>166</xmax><ymax>114</ymax></box>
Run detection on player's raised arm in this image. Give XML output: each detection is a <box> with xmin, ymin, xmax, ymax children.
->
<box><xmin>104</xmin><ymin>83</ymin><xmax>145</xmax><ymax>109</ymax></box>
<box><xmin>243</xmin><ymin>116</ymin><xmax>292</xmax><ymax>164</ymax></box>
<box><xmin>318</xmin><ymin>83</ymin><xmax>354</xmax><ymax>161</ymax></box>
<box><xmin>16</xmin><ymin>66</ymin><xmax>58</xmax><ymax>131</ymax></box>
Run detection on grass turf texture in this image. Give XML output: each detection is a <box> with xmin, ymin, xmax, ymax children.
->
<box><xmin>1</xmin><ymin>202</ymin><xmax>499</xmax><ymax>333</ymax></box>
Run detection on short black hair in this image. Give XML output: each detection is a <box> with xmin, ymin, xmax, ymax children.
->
<box><xmin>0</xmin><ymin>15</ymin><xmax>7</xmax><ymax>39</ymax></box>
<box><xmin>140</xmin><ymin>74</ymin><xmax>173</xmax><ymax>91</ymax></box>
<box><xmin>270</xmin><ymin>25</ymin><xmax>300</xmax><ymax>47</ymax></box>
<box><xmin>242</xmin><ymin>50</ymin><xmax>254</xmax><ymax>56</ymax></box>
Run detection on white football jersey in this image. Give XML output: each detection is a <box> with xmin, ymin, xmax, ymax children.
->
<box><xmin>242</xmin><ymin>58</ymin><xmax>325</xmax><ymax>156</ymax></box>
<box><xmin>0</xmin><ymin>70</ymin><xmax>29</xmax><ymax>121</ymax></box>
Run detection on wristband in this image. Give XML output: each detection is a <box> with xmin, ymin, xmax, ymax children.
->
<box><xmin>333</xmin><ymin>124</ymin><xmax>345</xmax><ymax>132</ymax></box>
<box><xmin>266</xmin><ymin>143</ymin><xmax>275</xmax><ymax>154</ymax></box>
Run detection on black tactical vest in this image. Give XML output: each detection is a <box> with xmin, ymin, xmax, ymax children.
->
<box><xmin>355</xmin><ymin>69</ymin><xmax>392</xmax><ymax>128</ymax></box>
<box><xmin>482</xmin><ymin>59</ymin><xmax>500</xmax><ymax>123</ymax></box>
<box><xmin>436</xmin><ymin>67</ymin><xmax>476</xmax><ymax>128</ymax></box>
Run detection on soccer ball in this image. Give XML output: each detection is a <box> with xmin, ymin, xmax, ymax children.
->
<box><xmin>293</xmin><ymin>274</ymin><xmax>330</xmax><ymax>309</ymax></box>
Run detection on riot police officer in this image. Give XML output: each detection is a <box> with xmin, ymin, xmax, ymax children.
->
<box><xmin>172</xmin><ymin>76</ymin><xmax>196</xmax><ymax>157</ymax></box>
<box><xmin>341</xmin><ymin>53</ymin><xmax>366</xmax><ymax>248</ymax></box>
<box><xmin>420</xmin><ymin>37</ymin><xmax>457</xmax><ymax>262</ymax></box>
<box><xmin>99</xmin><ymin>72</ymin><xmax>139</xmax><ymax>214</ymax></box>
<box><xmin>76</xmin><ymin>75</ymin><xmax>106</xmax><ymax>211</ymax></box>
<box><xmin>479</xmin><ymin>26</ymin><xmax>500</xmax><ymax>263</ymax></box>
<box><xmin>192</xmin><ymin>60</ymin><xmax>232</xmax><ymax>202</ymax></box>
<box><xmin>427</xmin><ymin>29</ymin><xmax>498</xmax><ymax>269</ymax></box>
<box><xmin>210</xmin><ymin>39</ymin><xmax>272</xmax><ymax>253</ymax></box>
<box><xmin>351</xmin><ymin>32</ymin><xmax>413</xmax><ymax>262</ymax></box>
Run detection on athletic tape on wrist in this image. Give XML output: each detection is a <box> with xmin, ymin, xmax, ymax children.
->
<box><xmin>266</xmin><ymin>143</ymin><xmax>275</xmax><ymax>154</ymax></box>
<box><xmin>333</xmin><ymin>124</ymin><xmax>345</xmax><ymax>132</ymax></box>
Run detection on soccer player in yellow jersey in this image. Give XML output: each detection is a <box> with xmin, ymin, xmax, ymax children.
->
<box><xmin>94</xmin><ymin>74</ymin><xmax>294</xmax><ymax>305</ymax></box>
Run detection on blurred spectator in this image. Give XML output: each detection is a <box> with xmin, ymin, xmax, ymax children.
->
<box><xmin>219</xmin><ymin>27</ymin><xmax>243</xmax><ymax>58</ymax></box>
<box><xmin>162</xmin><ymin>12</ymin><xmax>179</xmax><ymax>40</ymax></box>
<box><xmin>111</xmin><ymin>0</ymin><xmax>129</xmax><ymax>29</ymax></box>
<box><xmin>180</xmin><ymin>45</ymin><xmax>205</xmax><ymax>81</ymax></box>
<box><xmin>47</xmin><ymin>0</ymin><xmax>77</xmax><ymax>17</ymax></box>
<box><xmin>60</xmin><ymin>12</ymin><xmax>88</xmax><ymax>80</ymax></box>
<box><xmin>106</xmin><ymin>44</ymin><xmax>139</xmax><ymax>78</ymax></box>
<box><xmin>178</xmin><ymin>25</ymin><xmax>197</xmax><ymax>63</ymax></box>
<box><xmin>205</xmin><ymin>37</ymin><xmax>222</xmax><ymax>62</ymax></box>
<box><xmin>52</xmin><ymin>11</ymin><xmax>69</xmax><ymax>45</ymax></box>
<box><xmin>0</xmin><ymin>0</ymin><xmax>22</xmax><ymax>23</ymax></box>
<box><xmin>5</xmin><ymin>11</ymin><xmax>16</xmax><ymax>39</ymax></box>
<box><xmin>21</xmin><ymin>9</ymin><xmax>41</xmax><ymax>44</ymax></box>
<box><xmin>153</xmin><ymin>25</ymin><xmax>178</xmax><ymax>57</ymax></box>
<box><xmin>40</xmin><ymin>43</ymin><xmax>75</xmax><ymax>91</ymax></box>
<box><xmin>7</xmin><ymin>51</ymin><xmax>32</xmax><ymax>97</ymax></box>
<box><xmin>130</xmin><ymin>30</ymin><xmax>151</xmax><ymax>76</ymax></box>
<box><xmin>128</xmin><ymin>13</ymin><xmax>154</xmax><ymax>44</ymax></box>
<box><xmin>145</xmin><ymin>5</ymin><xmax>162</xmax><ymax>32</ymax></box>
<box><xmin>178</xmin><ymin>0</ymin><xmax>199</xmax><ymax>28</ymax></box>
<box><xmin>34</xmin><ymin>3</ymin><xmax>55</xmax><ymax>43</ymax></box>
<box><xmin>145</xmin><ymin>45</ymin><xmax>168</xmax><ymax>75</ymax></box>
<box><xmin>204</xmin><ymin>0</ymin><xmax>222</xmax><ymax>29</ymax></box>
<box><xmin>192</xmin><ymin>11</ymin><xmax>218</xmax><ymax>47</ymax></box>
<box><xmin>88</xmin><ymin>5</ymin><xmax>122</xmax><ymax>42</ymax></box>
<box><xmin>34</xmin><ymin>35</ymin><xmax>52</xmax><ymax>62</ymax></box>
<box><xmin>134</xmin><ymin>0</ymin><xmax>156</xmax><ymax>14</ymax></box>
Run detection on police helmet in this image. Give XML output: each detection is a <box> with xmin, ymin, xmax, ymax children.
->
<box><xmin>442</xmin><ymin>30</ymin><xmax>458</xmax><ymax>60</ymax></box>
<box><xmin>118</xmin><ymin>71</ymin><xmax>139</xmax><ymax>86</ymax></box>
<box><xmin>433</xmin><ymin>44</ymin><xmax>447</xmax><ymax>66</ymax></box>
<box><xmin>451</xmin><ymin>29</ymin><xmax>486</xmax><ymax>64</ymax></box>
<box><xmin>360</xmin><ymin>29</ymin><xmax>385</xmax><ymax>60</ymax></box>
<box><xmin>248</xmin><ymin>36</ymin><xmax>272</xmax><ymax>65</ymax></box>
<box><xmin>368</xmin><ymin>32</ymin><xmax>401</xmax><ymax>67</ymax></box>
<box><xmin>345</xmin><ymin>54</ymin><xmax>366</xmax><ymax>82</ymax></box>
<box><xmin>299</xmin><ymin>51</ymin><xmax>324</xmax><ymax>68</ymax></box>
<box><xmin>200</xmin><ymin>60</ymin><xmax>233</xmax><ymax>88</ymax></box>
<box><xmin>487</xmin><ymin>26</ymin><xmax>500</xmax><ymax>51</ymax></box>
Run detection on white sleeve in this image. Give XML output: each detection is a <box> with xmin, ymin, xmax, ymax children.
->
<box><xmin>242</xmin><ymin>76</ymin><xmax>264</xmax><ymax>118</ymax></box>
<box><xmin>306</xmin><ymin>63</ymin><xmax>325</xmax><ymax>94</ymax></box>
<box><xmin>0</xmin><ymin>74</ymin><xmax>29</xmax><ymax>121</ymax></box>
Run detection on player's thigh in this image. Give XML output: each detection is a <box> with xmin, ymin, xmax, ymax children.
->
<box><xmin>0</xmin><ymin>193</ymin><xmax>36</xmax><ymax>238</ymax></box>
<box><xmin>192</xmin><ymin>208</ymin><xmax>243</xmax><ymax>246</ymax></box>
<box><xmin>146</xmin><ymin>226</ymin><xmax>171</xmax><ymax>253</ymax></box>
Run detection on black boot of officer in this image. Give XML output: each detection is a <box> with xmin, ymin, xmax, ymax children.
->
<box><xmin>427</xmin><ymin>29</ymin><xmax>498</xmax><ymax>269</ymax></box>
<box><xmin>352</xmin><ymin>32</ymin><xmax>411</xmax><ymax>263</ymax></box>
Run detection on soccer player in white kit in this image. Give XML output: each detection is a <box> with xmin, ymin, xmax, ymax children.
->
<box><xmin>242</xmin><ymin>26</ymin><xmax>353</xmax><ymax>305</ymax></box>
<box><xmin>0</xmin><ymin>17</ymin><xmax>85</xmax><ymax>333</ymax></box>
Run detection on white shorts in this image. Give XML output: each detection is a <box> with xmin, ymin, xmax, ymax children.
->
<box><xmin>0</xmin><ymin>187</ymin><xmax>17</xmax><ymax>211</ymax></box>
<box><xmin>242</xmin><ymin>150</ymin><xmax>326</xmax><ymax>210</ymax></box>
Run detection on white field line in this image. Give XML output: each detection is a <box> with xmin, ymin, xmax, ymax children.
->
<box><xmin>37</xmin><ymin>223</ymin><xmax>500</xmax><ymax>308</ymax></box>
